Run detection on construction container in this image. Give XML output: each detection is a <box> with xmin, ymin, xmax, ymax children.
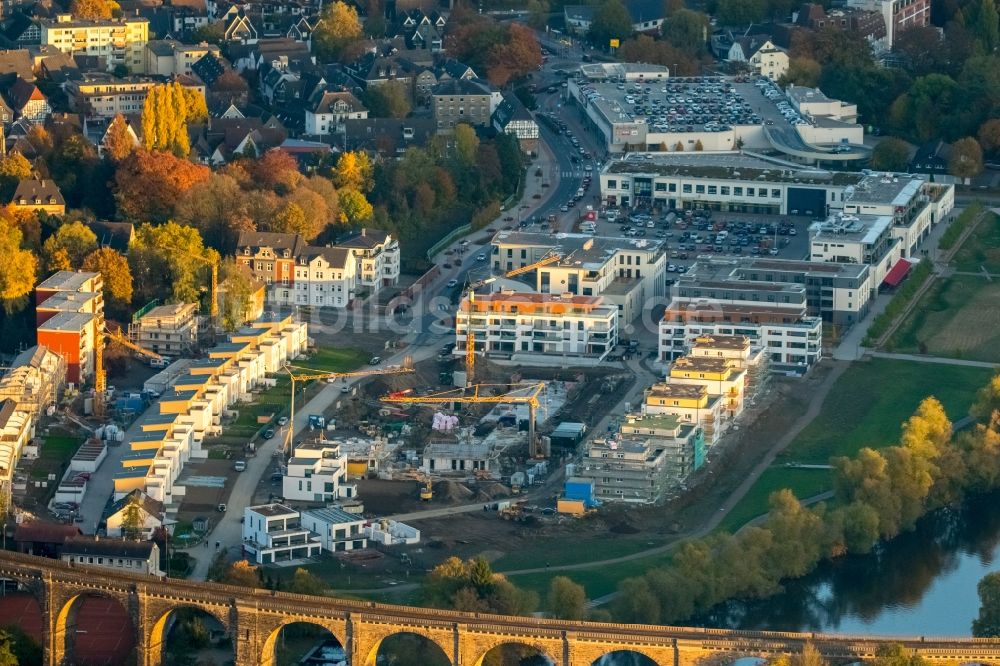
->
<box><xmin>564</xmin><ymin>477</ymin><xmax>595</xmax><ymax>506</ymax></box>
<box><xmin>557</xmin><ymin>498</ymin><xmax>587</xmax><ymax>515</ymax></box>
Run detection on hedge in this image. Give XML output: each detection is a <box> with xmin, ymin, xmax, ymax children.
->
<box><xmin>939</xmin><ymin>202</ymin><xmax>984</xmax><ymax>251</ymax></box>
<box><xmin>863</xmin><ymin>258</ymin><xmax>934</xmax><ymax>345</ymax></box>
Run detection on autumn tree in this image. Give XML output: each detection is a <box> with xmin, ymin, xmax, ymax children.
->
<box><xmin>129</xmin><ymin>221</ymin><xmax>219</xmax><ymax>304</ymax></box>
<box><xmin>288</xmin><ymin>567</ymin><xmax>328</xmax><ymax>595</ymax></box>
<box><xmin>82</xmin><ymin>247</ymin><xmax>133</xmax><ymax>316</ymax></box>
<box><xmin>780</xmin><ymin>57</ymin><xmax>822</xmax><ymax>87</ymax></box>
<box><xmin>546</xmin><ymin>577</ymin><xmax>587</xmax><ymax>620</ymax></box>
<box><xmin>121</xmin><ymin>494</ymin><xmax>144</xmax><ymax>541</ymax></box>
<box><xmin>103</xmin><ymin>113</ymin><xmax>137</xmax><ymax>162</ymax></box>
<box><xmin>423</xmin><ymin>557</ymin><xmax>538</xmax><ymax>615</ymax></box>
<box><xmin>485</xmin><ymin>23</ymin><xmax>543</xmax><ymax>87</ymax></box>
<box><xmin>871</xmin><ymin>137</ymin><xmax>911</xmax><ymax>171</ymax></box>
<box><xmin>223</xmin><ymin>560</ymin><xmax>262</xmax><ymax>587</ymax></box>
<box><xmin>218</xmin><ymin>259</ymin><xmax>257</xmax><ymax>331</ymax></box>
<box><xmin>617</xmin><ymin>35</ymin><xmax>701</xmax><ymax>76</ymax></box>
<box><xmin>453</xmin><ymin>123</ymin><xmax>479</xmax><ymax>165</ymax></box>
<box><xmin>339</xmin><ymin>188</ymin><xmax>374</xmax><ymax>224</ymax></box>
<box><xmin>248</xmin><ymin>149</ymin><xmax>303</xmax><ymax>194</ymax></box>
<box><xmin>0</xmin><ymin>216</ymin><xmax>37</xmax><ymax>313</ymax></box>
<box><xmin>71</xmin><ymin>0</ymin><xmax>119</xmax><ymax>21</ymax></box>
<box><xmin>114</xmin><ymin>149</ymin><xmax>210</xmax><ymax>222</ymax></box>
<box><xmin>949</xmin><ymin>136</ymin><xmax>984</xmax><ymax>181</ymax></box>
<box><xmin>0</xmin><ymin>153</ymin><xmax>32</xmax><ymax>200</ymax></box>
<box><xmin>662</xmin><ymin>9</ymin><xmax>710</xmax><ymax>54</ymax></box>
<box><xmin>334</xmin><ymin>151</ymin><xmax>373</xmax><ymax>192</ymax></box>
<box><xmin>140</xmin><ymin>82</ymin><xmax>207</xmax><ymax>155</ymax></box>
<box><xmin>979</xmin><ymin>118</ymin><xmax>1000</xmax><ymax>155</ymax></box>
<box><xmin>175</xmin><ymin>172</ymin><xmax>255</xmax><ymax>252</ymax></box>
<box><xmin>363</xmin><ymin>81</ymin><xmax>412</xmax><ymax>118</ymax></box>
<box><xmin>313</xmin><ymin>1</ymin><xmax>363</xmax><ymax>61</ymax></box>
<box><xmin>588</xmin><ymin>0</ymin><xmax>633</xmax><ymax>47</ymax></box>
<box><xmin>42</xmin><ymin>221</ymin><xmax>98</xmax><ymax>272</ymax></box>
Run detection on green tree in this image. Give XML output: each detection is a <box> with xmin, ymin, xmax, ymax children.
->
<box><xmin>546</xmin><ymin>576</ymin><xmax>587</xmax><ymax>620</ymax></box>
<box><xmin>662</xmin><ymin>9</ymin><xmax>709</xmax><ymax>54</ymax></box>
<box><xmin>453</xmin><ymin>123</ymin><xmax>480</xmax><ymax>165</ymax></box>
<box><xmin>289</xmin><ymin>567</ymin><xmax>328</xmax><ymax>595</ymax></box>
<box><xmin>218</xmin><ymin>259</ymin><xmax>256</xmax><ymax>332</ymax></box>
<box><xmin>82</xmin><ymin>247</ymin><xmax>133</xmax><ymax>316</ymax></box>
<box><xmin>949</xmin><ymin>136</ymin><xmax>984</xmax><ymax>180</ymax></box>
<box><xmin>974</xmin><ymin>569</ymin><xmax>1000</xmax><ymax>636</ymax></box>
<box><xmin>313</xmin><ymin>1</ymin><xmax>364</xmax><ymax>61</ymax></box>
<box><xmin>129</xmin><ymin>221</ymin><xmax>219</xmax><ymax>304</ymax></box>
<box><xmin>716</xmin><ymin>0</ymin><xmax>767</xmax><ymax>25</ymax></box>
<box><xmin>363</xmin><ymin>81</ymin><xmax>411</xmax><ymax>119</ymax></box>
<box><xmin>587</xmin><ymin>0</ymin><xmax>634</xmax><ymax>47</ymax></box>
<box><xmin>121</xmin><ymin>494</ymin><xmax>144</xmax><ymax>541</ymax></box>
<box><xmin>967</xmin><ymin>0</ymin><xmax>1000</xmax><ymax>52</ymax></box>
<box><xmin>339</xmin><ymin>188</ymin><xmax>374</xmax><ymax>224</ymax></box>
<box><xmin>871</xmin><ymin>137</ymin><xmax>911</xmax><ymax>171</ymax></box>
<box><xmin>42</xmin><ymin>221</ymin><xmax>98</xmax><ymax>271</ymax></box>
<box><xmin>872</xmin><ymin>643</ymin><xmax>927</xmax><ymax>666</ymax></box>
<box><xmin>979</xmin><ymin>118</ymin><xmax>1000</xmax><ymax>155</ymax></box>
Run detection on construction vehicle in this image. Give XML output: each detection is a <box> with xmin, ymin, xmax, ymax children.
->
<box><xmin>381</xmin><ymin>382</ymin><xmax>548</xmax><ymax>458</ymax></box>
<box><xmin>420</xmin><ymin>476</ymin><xmax>433</xmax><ymax>501</ymax></box>
<box><xmin>282</xmin><ymin>357</ymin><xmax>414</xmax><ymax>457</ymax></box>
<box><xmin>94</xmin><ymin>326</ymin><xmax>163</xmax><ymax>419</ymax></box>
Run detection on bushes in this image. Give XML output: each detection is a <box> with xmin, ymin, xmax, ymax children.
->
<box><xmin>939</xmin><ymin>203</ymin><xmax>984</xmax><ymax>251</ymax></box>
<box><xmin>613</xmin><ymin>385</ymin><xmax>1000</xmax><ymax>625</ymax></box>
<box><xmin>863</xmin><ymin>259</ymin><xmax>934</xmax><ymax>345</ymax></box>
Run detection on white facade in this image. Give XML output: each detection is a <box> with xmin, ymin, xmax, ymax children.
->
<box><xmin>300</xmin><ymin>507</ymin><xmax>368</xmax><ymax>552</ymax></box>
<box><xmin>304</xmin><ymin>93</ymin><xmax>368</xmax><ymax>136</ymax></box>
<box><xmin>455</xmin><ymin>291</ymin><xmax>619</xmax><ymax>364</ymax></box>
<box><xmin>809</xmin><ymin>213</ymin><xmax>900</xmax><ymax>286</ymax></box>
<box><xmin>283</xmin><ymin>441</ymin><xmax>354</xmax><ymax>503</ymax></box>
<box><xmin>242</xmin><ymin>504</ymin><xmax>321</xmax><ymax>564</ymax></box>
<box><xmin>749</xmin><ymin>42</ymin><xmax>789</xmax><ymax>81</ymax></box>
<box><xmin>42</xmin><ymin>14</ymin><xmax>149</xmax><ymax>71</ymax></box>
<box><xmin>286</xmin><ymin>249</ymin><xmax>357</xmax><ymax>308</ymax></box>
<box><xmin>364</xmin><ymin>519</ymin><xmax>420</xmax><ymax>546</ymax></box>
<box><xmin>135</xmin><ymin>303</ymin><xmax>199</xmax><ymax>355</ymax></box>
<box><xmin>339</xmin><ymin>230</ymin><xmax>401</xmax><ymax>296</ymax></box>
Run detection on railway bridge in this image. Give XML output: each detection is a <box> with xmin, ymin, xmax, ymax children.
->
<box><xmin>0</xmin><ymin>550</ymin><xmax>997</xmax><ymax>666</ymax></box>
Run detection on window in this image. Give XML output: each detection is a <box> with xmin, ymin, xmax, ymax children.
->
<box><xmin>734</xmin><ymin>186</ymin><xmax>743</xmax><ymax>195</ymax></box>
<box><xmin>682</xmin><ymin>184</ymin><xmax>692</xmax><ymax>193</ymax></box>
<box><xmin>695</xmin><ymin>185</ymin><xmax>705</xmax><ymax>194</ymax></box>
<box><xmin>608</xmin><ymin>179</ymin><xmax>617</xmax><ymax>189</ymax></box>
<box><xmin>708</xmin><ymin>185</ymin><xmax>717</xmax><ymax>194</ymax></box>
<box><xmin>771</xmin><ymin>189</ymin><xmax>780</xmax><ymax>198</ymax></box>
<box><xmin>721</xmin><ymin>186</ymin><xmax>730</xmax><ymax>195</ymax></box>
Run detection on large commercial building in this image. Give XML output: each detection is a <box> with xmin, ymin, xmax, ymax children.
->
<box><xmin>490</xmin><ymin>231</ymin><xmax>667</xmax><ymax>323</ymax></box>
<box><xmin>42</xmin><ymin>14</ymin><xmax>149</xmax><ymax>72</ymax></box>
<box><xmin>599</xmin><ymin>152</ymin><xmax>860</xmax><ymax>214</ymax></box>
<box><xmin>455</xmin><ymin>291</ymin><xmax>619</xmax><ymax>365</ymax></box>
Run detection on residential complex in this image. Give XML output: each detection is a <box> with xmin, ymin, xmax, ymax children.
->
<box><xmin>66</xmin><ymin>75</ymin><xmax>158</xmax><ymax>118</ymax></box>
<box><xmin>242</xmin><ymin>503</ymin><xmax>321</xmax><ymax>564</ymax></box>
<box><xmin>113</xmin><ymin>316</ymin><xmax>308</xmax><ymax>502</ymax></box>
<box><xmin>301</xmin><ymin>507</ymin><xmax>368</xmax><ymax>552</ymax></box>
<box><xmin>431</xmin><ymin>78</ymin><xmax>500</xmax><ymax>131</ymax></box>
<box><xmin>35</xmin><ymin>271</ymin><xmax>104</xmax><ymax>385</ymax></box>
<box><xmin>133</xmin><ymin>303</ymin><xmax>199</xmax><ymax>356</ymax></box>
<box><xmin>490</xmin><ymin>231</ymin><xmax>667</xmax><ymax>323</ymax></box>
<box><xmin>455</xmin><ymin>291</ymin><xmax>619</xmax><ymax>365</ymax></box>
<box><xmin>41</xmin><ymin>14</ymin><xmax>149</xmax><ymax>72</ymax></box>
<box><xmin>283</xmin><ymin>439</ymin><xmax>355</xmax><ymax>503</ymax></box>
<box><xmin>235</xmin><ymin>229</ymin><xmax>400</xmax><ymax>308</ymax></box>
<box><xmin>0</xmin><ymin>345</ymin><xmax>67</xmax><ymax>417</ymax></box>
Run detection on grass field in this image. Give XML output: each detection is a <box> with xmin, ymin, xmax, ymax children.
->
<box><xmin>953</xmin><ymin>211</ymin><xmax>1000</xmax><ymax>273</ymax></box>
<box><xmin>32</xmin><ymin>434</ymin><xmax>83</xmax><ymax>481</ymax></box>
<box><xmin>888</xmin><ymin>275</ymin><xmax>1000</xmax><ymax>362</ymax></box>
<box><xmin>508</xmin><ymin>551</ymin><xmax>677</xmax><ymax>600</ymax></box>
<box><xmin>718</xmin><ymin>358</ymin><xmax>994</xmax><ymax>532</ymax></box>
<box><xmin>303</xmin><ymin>347</ymin><xmax>369</xmax><ymax>373</ymax></box>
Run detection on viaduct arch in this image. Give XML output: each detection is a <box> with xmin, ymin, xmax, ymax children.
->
<box><xmin>0</xmin><ymin>550</ymin><xmax>998</xmax><ymax>666</ymax></box>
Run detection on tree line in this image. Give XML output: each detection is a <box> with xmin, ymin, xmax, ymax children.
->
<box><xmin>611</xmin><ymin>375</ymin><xmax>1000</xmax><ymax>625</ymax></box>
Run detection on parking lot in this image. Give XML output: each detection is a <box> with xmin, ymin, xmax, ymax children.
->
<box><xmin>578</xmin><ymin>75</ymin><xmax>762</xmax><ymax>133</ymax></box>
<box><xmin>562</xmin><ymin>207</ymin><xmax>814</xmax><ymax>277</ymax></box>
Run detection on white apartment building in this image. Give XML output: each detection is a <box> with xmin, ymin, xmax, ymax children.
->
<box><xmin>843</xmin><ymin>173</ymin><xmax>955</xmax><ymax>259</ymax></box>
<box><xmin>242</xmin><ymin>504</ymin><xmax>321</xmax><ymax>564</ymax></box>
<box><xmin>61</xmin><ymin>537</ymin><xmax>162</xmax><ymax>576</ymax></box>
<box><xmin>809</xmin><ymin>212</ymin><xmax>900</xmax><ymax>286</ymax></box>
<box><xmin>0</xmin><ymin>400</ymin><xmax>32</xmax><ymax>486</ymax></box>
<box><xmin>491</xmin><ymin>231</ymin><xmax>666</xmax><ymax>323</ymax></box>
<box><xmin>305</xmin><ymin>91</ymin><xmax>368</xmax><ymax>136</ymax></box>
<box><xmin>300</xmin><ymin>507</ymin><xmax>368</xmax><ymax>552</ymax></box>
<box><xmin>236</xmin><ymin>230</ymin><xmax>400</xmax><ymax>308</ymax></box>
<box><xmin>748</xmin><ymin>41</ymin><xmax>789</xmax><ymax>81</ymax></box>
<box><xmin>643</xmin><ymin>382</ymin><xmax>726</xmax><ymax>445</ymax></box>
<box><xmin>337</xmin><ymin>229</ymin><xmax>401</xmax><ymax>296</ymax></box>
<box><xmin>283</xmin><ymin>440</ymin><xmax>355</xmax><ymax>503</ymax></box>
<box><xmin>134</xmin><ymin>303</ymin><xmax>199</xmax><ymax>356</ymax></box>
<box><xmin>144</xmin><ymin>40</ymin><xmax>219</xmax><ymax>77</ymax></box>
<box><xmin>455</xmin><ymin>291</ymin><xmax>618</xmax><ymax>365</ymax></box>
<box><xmin>42</xmin><ymin>14</ymin><xmax>149</xmax><ymax>72</ymax></box>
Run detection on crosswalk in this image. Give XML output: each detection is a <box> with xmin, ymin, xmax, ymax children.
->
<box><xmin>560</xmin><ymin>171</ymin><xmax>587</xmax><ymax>178</ymax></box>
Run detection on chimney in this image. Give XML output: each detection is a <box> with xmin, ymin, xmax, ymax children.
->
<box><xmin>361</xmin><ymin>228</ymin><xmax>366</xmax><ymax>237</ymax></box>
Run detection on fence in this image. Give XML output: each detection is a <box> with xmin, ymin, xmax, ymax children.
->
<box><xmin>425</xmin><ymin>223</ymin><xmax>472</xmax><ymax>261</ymax></box>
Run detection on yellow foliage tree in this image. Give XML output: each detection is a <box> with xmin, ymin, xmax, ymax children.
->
<box><xmin>71</xmin><ymin>0</ymin><xmax>120</xmax><ymax>20</ymax></box>
<box><xmin>314</xmin><ymin>1</ymin><xmax>363</xmax><ymax>60</ymax></box>
<box><xmin>0</xmin><ymin>216</ymin><xmax>37</xmax><ymax>313</ymax></box>
<box><xmin>140</xmin><ymin>82</ymin><xmax>204</xmax><ymax>155</ymax></box>
<box><xmin>334</xmin><ymin>151</ymin><xmax>373</xmax><ymax>192</ymax></box>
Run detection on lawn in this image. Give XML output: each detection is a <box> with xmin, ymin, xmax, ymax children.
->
<box><xmin>507</xmin><ymin>551</ymin><xmax>677</xmax><ymax>600</ymax></box>
<box><xmin>492</xmin><ymin>535</ymin><xmax>667</xmax><ymax>572</ymax></box>
<box><xmin>302</xmin><ymin>347</ymin><xmax>369</xmax><ymax>373</ymax></box>
<box><xmin>719</xmin><ymin>358</ymin><xmax>993</xmax><ymax>533</ymax></box>
<box><xmin>889</xmin><ymin>275</ymin><xmax>1000</xmax><ymax>362</ymax></box>
<box><xmin>31</xmin><ymin>434</ymin><xmax>83</xmax><ymax>480</ymax></box>
<box><xmin>953</xmin><ymin>211</ymin><xmax>1000</xmax><ymax>273</ymax></box>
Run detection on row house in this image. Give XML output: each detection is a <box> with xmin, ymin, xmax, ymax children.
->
<box><xmin>118</xmin><ymin>316</ymin><xmax>308</xmax><ymax>503</ymax></box>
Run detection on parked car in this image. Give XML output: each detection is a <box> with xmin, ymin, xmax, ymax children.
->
<box><xmin>447</xmin><ymin>279</ymin><xmax>458</xmax><ymax>288</ymax></box>
<box><xmin>369</xmin><ymin>356</ymin><xmax>382</xmax><ymax>365</ymax></box>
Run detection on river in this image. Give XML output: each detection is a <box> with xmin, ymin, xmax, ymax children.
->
<box><xmin>695</xmin><ymin>491</ymin><xmax>1000</xmax><ymax>636</ymax></box>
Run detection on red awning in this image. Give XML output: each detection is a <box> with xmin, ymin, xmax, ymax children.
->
<box><xmin>883</xmin><ymin>258</ymin><xmax>912</xmax><ymax>287</ymax></box>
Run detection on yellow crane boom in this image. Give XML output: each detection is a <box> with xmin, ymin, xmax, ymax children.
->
<box><xmin>504</xmin><ymin>252</ymin><xmax>561</xmax><ymax>278</ymax></box>
<box><xmin>94</xmin><ymin>326</ymin><xmax>163</xmax><ymax>419</ymax></box>
<box><xmin>381</xmin><ymin>383</ymin><xmax>547</xmax><ymax>457</ymax></box>
<box><xmin>282</xmin><ymin>356</ymin><xmax>414</xmax><ymax>456</ymax></box>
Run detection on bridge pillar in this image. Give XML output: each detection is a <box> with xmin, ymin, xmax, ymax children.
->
<box><xmin>349</xmin><ymin>617</ymin><xmax>458</xmax><ymax>666</ymax></box>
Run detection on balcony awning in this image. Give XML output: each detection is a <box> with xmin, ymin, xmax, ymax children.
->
<box><xmin>882</xmin><ymin>258</ymin><xmax>912</xmax><ymax>287</ymax></box>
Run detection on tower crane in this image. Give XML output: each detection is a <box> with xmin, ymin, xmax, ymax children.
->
<box><xmin>281</xmin><ymin>357</ymin><xmax>414</xmax><ymax>457</ymax></box>
<box><xmin>94</xmin><ymin>326</ymin><xmax>163</xmax><ymax>419</ymax></box>
<box><xmin>380</xmin><ymin>382</ymin><xmax>548</xmax><ymax>458</ymax></box>
<box><xmin>461</xmin><ymin>253</ymin><xmax>562</xmax><ymax>385</ymax></box>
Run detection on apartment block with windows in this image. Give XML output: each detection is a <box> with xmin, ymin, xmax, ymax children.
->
<box><xmin>35</xmin><ymin>271</ymin><xmax>104</xmax><ymax>385</ymax></box>
<box><xmin>576</xmin><ymin>412</ymin><xmax>705</xmax><ymax>504</ymax></box>
<box><xmin>42</xmin><ymin>14</ymin><xmax>149</xmax><ymax>72</ymax></box>
<box><xmin>337</xmin><ymin>228</ymin><xmax>401</xmax><ymax>296</ymax></box>
<box><xmin>491</xmin><ymin>231</ymin><xmax>667</xmax><ymax>323</ymax></box>
<box><xmin>455</xmin><ymin>291</ymin><xmax>618</xmax><ymax>365</ymax></box>
<box><xmin>66</xmin><ymin>75</ymin><xmax>158</xmax><ymax>118</ymax></box>
<box><xmin>135</xmin><ymin>303</ymin><xmax>199</xmax><ymax>356</ymax></box>
<box><xmin>242</xmin><ymin>504</ymin><xmax>321</xmax><ymax>564</ymax></box>
<box><xmin>282</xmin><ymin>440</ymin><xmax>355</xmax><ymax>503</ymax></box>
<box><xmin>642</xmin><ymin>382</ymin><xmax>725</xmax><ymax>445</ymax></box>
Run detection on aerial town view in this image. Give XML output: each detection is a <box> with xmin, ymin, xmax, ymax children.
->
<box><xmin>1</xmin><ymin>0</ymin><xmax>1000</xmax><ymax>662</ymax></box>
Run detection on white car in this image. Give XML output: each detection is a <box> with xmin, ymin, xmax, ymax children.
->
<box><xmin>476</xmin><ymin>253</ymin><xmax>486</xmax><ymax>261</ymax></box>
<box><xmin>447</xmin><ymin>279</ymin><xmax>459</xmax><ymax>288</ymax></box>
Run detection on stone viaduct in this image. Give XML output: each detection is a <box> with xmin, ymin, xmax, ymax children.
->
<box><xmin>0</xmin><ymin>550</ymin><xmax>998</xmax><ymax>666</ymax></box>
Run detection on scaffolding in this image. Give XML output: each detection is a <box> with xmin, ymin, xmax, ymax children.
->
<box><xmin>745</xmin><ymin>351</ymin><xmax>771</xmax><ymax>407</ymax></box>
